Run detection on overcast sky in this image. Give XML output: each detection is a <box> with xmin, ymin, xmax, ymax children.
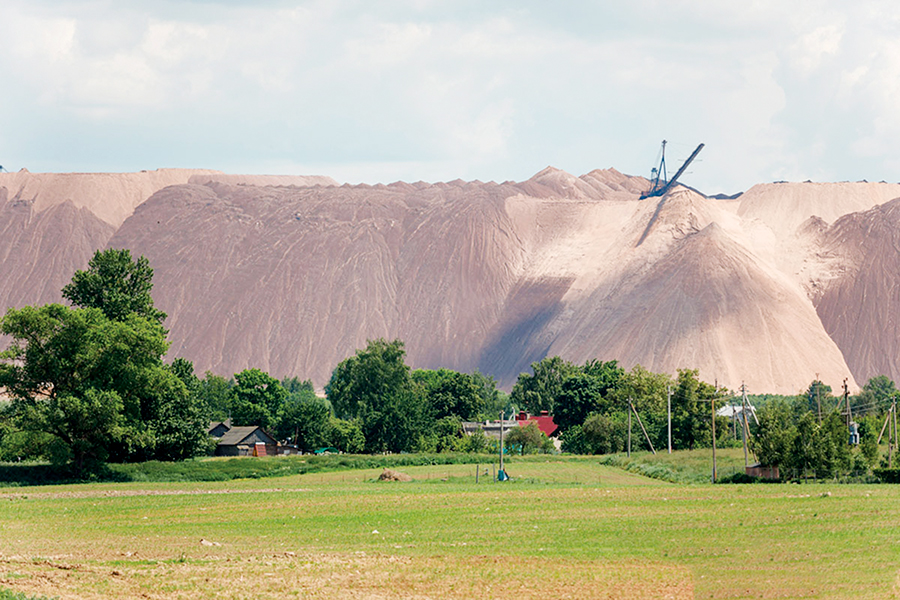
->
<box><xmin>2</xmin><ymin>1</ymin><xmax>898</xmax><ymax>194</ymax></box>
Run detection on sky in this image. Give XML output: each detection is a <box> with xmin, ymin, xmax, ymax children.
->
<box><xmin>2</xmin><ymin>1</ymin><xmax>899</xmax><ymax>195</ymax></box>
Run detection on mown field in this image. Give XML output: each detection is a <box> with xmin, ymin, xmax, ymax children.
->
<box><xmin>1</xmin><ymin>453</ymin><xmax>898</xmax><ymax>599</ymax></box>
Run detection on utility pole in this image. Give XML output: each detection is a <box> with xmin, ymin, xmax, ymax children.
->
<box><xmin>627</xmin><ymin>409</ymin><xmax>632</xmax><ymax>457</ymax></box>
<box><xmin>498</xmin><ymin>411</ymin><xmax>505</xmax><ymax>480</ymax></box>
<box><xmin>667</xmin><ymin>385</ymin><xmax>673</xmax><ymax>454</ymax></box>
<box><xmin>843</xmin><ymin>378</ymin><xmax>852</xmax><ymax>429</ymax></box>
<box><xmin>888</xmin><ymin>400</ymin><xmax>897</xmax><ymax>469</ymax></box>
<box><xmin>741</xmin><ymin>382</ymin><xmax>750</xmax><ymax>468</ymax></box>
<box><xmin>815</xmin><ymin>373</ymin><xmax>822</xmax><ymax>424</ymax></box>
<box><xmin>711</xmin><ymin>393</ymin><xmax>717</xmax><ymax>483</ymax></box>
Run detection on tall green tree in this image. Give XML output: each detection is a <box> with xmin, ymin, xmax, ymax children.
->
<box><xmin>1</xmin><ymin>305</ymin><xmax>171</xmax><ymax>471</ymax></box>
<box><xmin>198</xmin><ymin>372</ymin><xmax>233</xmax><ymax>421</ymax></box>
<box><xmin>413</xmin><ymin>368</ymin><xmax>483</xmax><ymax>421</ymax></box>
<box><xmin>510</xmin><ymin>356</ymin><xmax>578</xmax><ymax>415</ymax></box>
<box><xmin>230</xmin><ymin>368</ymin><xmax>287</xmax><ymax>430</ymax></box>
<box><xmin>554</xmin><ymin>360</ymin><xmax>624</xmax><ymax>432</ymax></box>
<box><xmin>326</xmin><ymin>339</ymin><xmax>426</xmax><ymax>453</ymax></box>
<box><xmin>62</xmin><ymin>248</ymin><xmax>167</xmax><ymax>325</ymax></box>
<box><xmin>670</xmin><ymin>369</ymin><xmax>720</xmax><ymax>450</ymax></box>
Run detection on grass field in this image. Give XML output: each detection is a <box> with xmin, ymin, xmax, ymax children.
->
<box><xmin>1</xmin><ymin>454</ymin><xmax>898</xmax><ymax>599</ymax></box>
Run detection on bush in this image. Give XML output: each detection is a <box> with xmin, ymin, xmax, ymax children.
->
<box><xmin>873</xmin><ymin>468</ymin><xmax>900</xmax><ymax>483</ymax></box>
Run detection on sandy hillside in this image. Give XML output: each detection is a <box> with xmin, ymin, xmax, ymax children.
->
<box><xmin>4</xmin><ymin>167</ymin><xmax>900</xmax><ymax>393</ymax></box>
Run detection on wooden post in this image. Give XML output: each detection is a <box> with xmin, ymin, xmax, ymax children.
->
<box><xmin>877</xmin><ymin>404</ymin><xmax>892</xmax><ymax>444</ymax></box>
<box><xmin>629</xmin><ymin>399</ymin><xmax>657</xmax><ymax>455</ymax></box>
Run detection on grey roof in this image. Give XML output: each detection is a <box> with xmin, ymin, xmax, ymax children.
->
<box><xmin>217</xmin><ymin>426</ymin><xmax>276</xmax><ymax>446</ymax></box>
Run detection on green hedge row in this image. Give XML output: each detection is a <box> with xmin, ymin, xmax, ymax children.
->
<box><xmin>873</xmin><ymin>468</ymin><xmax>900</xmax><ymax>483</ymax></box>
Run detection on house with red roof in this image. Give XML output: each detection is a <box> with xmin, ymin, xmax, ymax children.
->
<box><xmin>515</xmin><ymin>410</ymin><xmax>559</xmax><ymax>438</ymax></box>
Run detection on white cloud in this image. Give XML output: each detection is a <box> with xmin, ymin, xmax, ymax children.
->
<box><xmin>0</xmin><ymin>1</ymin><xmax>898</xmax><ymax>191</ymax></box>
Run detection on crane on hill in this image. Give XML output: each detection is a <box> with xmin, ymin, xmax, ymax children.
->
<box><xmin>640</xmin><ymin>141</ymin><xmax>704</xmax><ymax>199</ymax></box>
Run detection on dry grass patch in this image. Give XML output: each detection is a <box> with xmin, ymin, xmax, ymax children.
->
<box><xmin>1</xmin><ymin>552</ymin><xmax>692</xmax><ymax>600</ymax></box>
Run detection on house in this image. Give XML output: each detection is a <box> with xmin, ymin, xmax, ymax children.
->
<box><xmin>515</xmin><ymin>410</ymin><xmax>559</xmax><ymax>438</ymax></box>
<box><xmin>462</xmin><ymin>411</ymin><xmax>561</xmax><ymax>442</ymax></box>
<box><xmin>215</xmin><ymin>426</ymin><xmax>278</xmax><ymax>457</ymax></box>
<box><xmin>207</xmin><ymin>419</ymin><xmax>232</xmax><ymax>438</ymax></box>
<box><xmin>462</xmin><ymin>418</ymin><xmax>520</xmax><ymax>440</ymax></box>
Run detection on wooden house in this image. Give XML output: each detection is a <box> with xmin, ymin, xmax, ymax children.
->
<box><xmin>215</xmin><ymin>426</ymin><xmax>278</xmax><ymax>457</ymax></box>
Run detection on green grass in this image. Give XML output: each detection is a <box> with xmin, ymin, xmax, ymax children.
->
<box><xmin>0</xmin><ymin>458</ymin><xmax>897</xmax><ymax>599</ymax></box>
<box><xmin>0</xmin><ymin>453</ymin><xmax>506</xmax><ymax>487</ymax></box>
<box><xmin>596</xmin><ymin>447</ymin><xmax>754</xmax><ymax>483</ymax></box>
<box><xmin>0</xmin><ymin>588</ymin><xmax>56</xmax><ymax>600</ymax></box>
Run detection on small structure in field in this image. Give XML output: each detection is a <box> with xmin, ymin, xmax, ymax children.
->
<box><xmin>215</xmin><ymin>426</ymin><xmax>278</xmax><ymax>457</ymax></box>
<box><xmin>378</xmin><ymin>468</ymin><xmax>412</xmax><ymax>482</ymax></box>
<box><xmin>746</xmin><ymin>463</ymin><xmax>780</xmax><ymax>480</ymax></box>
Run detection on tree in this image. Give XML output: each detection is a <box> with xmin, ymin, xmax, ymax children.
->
<box><xmin>0</xmin><ymin>305</ymin><xmax>170</xmax><ymax>471</ymax></box>
<box><xmin>554</xmin><ymin>375</ymin><xmax>603</xmax><ymax>433</ymax></box>
<box><xmin>510</xmin><ymin>356</ymin><xmax>578</xmax><ymax>415</ymax></box>
<box><xmin>856</xmin><ymin>375</ymin><xmax>897</xmax><ymax>416</ymax></box>
<box><xmin>62</xmin><ymin>248</ymin><xmax>167</xmax><ymax>325</ymax></box>
<box><xmin>471</xmin><ymin>370</ymin><xmax>509</xmax><ymax>419</ymax></box>
<box><xmin>326</xmin><ymin>339</ymin><xmax>426</xmax><ymax>453</ymax></box>
<box><xmin>327</xmin><ymin>417</ymin><xmax>365</xmax><ymax>453</ymax></box>
<box><xmin>148</xmin><ymin>366</ymin><xmax>209</xmax><ymax>461</ymax></box>
<box><xmin>670</xmin><ymin>369</ymin><xmax>720</xmax><ymax>450</ymax></box>
<box><xmin>561</xmin><ymin>412</ymin><xmax>626</xmax><ymax>455</ymax></box>
<box><xmin>198</xmin><ymin>372</ymin><xmax>233</xmax><ymax>421</ymax></box>
<box><xmin>413</xmin><ymin>369</ymin><xmax>483</xmax><ymax>421</ymax></box>
<box><xmin>276</xmin><ymin>394</ymin><xmax>332</xmax><ymax>451</ymax></box>
<box><xmin>230</xmin><ymin>368</ymin><xmax>286</xmax><ymax>430</ymax></box>
<box><xmin>554</xmin><ymin>360</ymin><xmax>624</xmax><ymax>432</ymax></box>
<box><xmin>751</xmin><ymin>398</ymin><xmax>796</xmax><ymax>469</ymax></box>
<box><xmin>803</xmin><ymin>380</ymin><xmax>833</xmax><ymax>415</ymax></box>
<box><xmin>504</xmin><ymin>422</ymin><xmax>553</xmax><ymax>455</ymax></box>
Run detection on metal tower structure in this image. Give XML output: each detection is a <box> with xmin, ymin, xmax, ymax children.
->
<box><xmin>640</xmin><ymin>141</ymin><xmax>704</xmax><ymax>199</ymax></box>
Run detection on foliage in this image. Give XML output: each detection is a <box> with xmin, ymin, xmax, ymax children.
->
<box><xmin>230</xmin><ymin>368</ymin><xmax>287</xmax><ymax>430</ymax></box>
<box><xmin>327</xmin><ymin>417</ymin><xmax>365</xmax><ymax>454</ymax></box>
<box><xmin>276</xmin><ymin>394</ymin><xmax>331</xmax><ymax>451</ymax></box>
<box><xmin>670</xmin><ymin>369</ymin><xmax>721</xmax><ymax>450</ymax></box>
<box><xmin>0</xmin><ymin>304</ymin><xmax>183</xmax><ymax>471</ymax></box>
<box><xmin>554</xmin><ymin>359</ymin><xmax>624</xmax><ymax>433</ymax></box>
<box><xmin>510</xmin><ymin>356</ymin><xmax>578</xmax><ymax>415</ymax></box>
<box><xmin>413</xmin><ymin>368</ymin><xmax>483</xmax><ymax>421</ymax></box>
<box><xmin>326</xmin><ymin>339</ymin><xmax>426</xmax><ymax>453</ymax></box>
<box><xmin>873</xmin><ymin>468</ymin><xmax>900</xmax><ymax>483</ymax></box>
<box><xmin>803</xmin><ymin>379</ymin><xmax>833</xmax><ymax>415</ymax></box>
<box><xmin>62</xmin><ymin>248</ymin><xmax>166</xmax><ymax>325</ymax></box>
<box><xmin>198</xmin><ymin>372</ymin><xmax>233</xmax><ymax>421</ymax></box>
<box><xmin>562</xmin><ymin>411</ymin><xmax>627</xmax><ymax>455</ymax></box>
<box><xmin>471</xmin><ymin>370</ymin><xmax>511</xmax><ymax>419</ymax></box>
<box><xmin>0</xmin><ymin>251</ymin><xmax>211</xmax><ymax>472</ymax></box>
<box><xmin>856</xmin><ymin>375</ymin><xmax>897</xmax><ymax>416</ymax></box>
<box><xmin>504</xmin><ymin>422</ymin><xmax>554</xmax><ymax>455</ymax></box>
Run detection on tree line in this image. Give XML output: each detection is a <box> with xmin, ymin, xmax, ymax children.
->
<box><xmin>1</xmin><ymin>250</ymin><xmax>897</xmax><ymax>478</ymax></box>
